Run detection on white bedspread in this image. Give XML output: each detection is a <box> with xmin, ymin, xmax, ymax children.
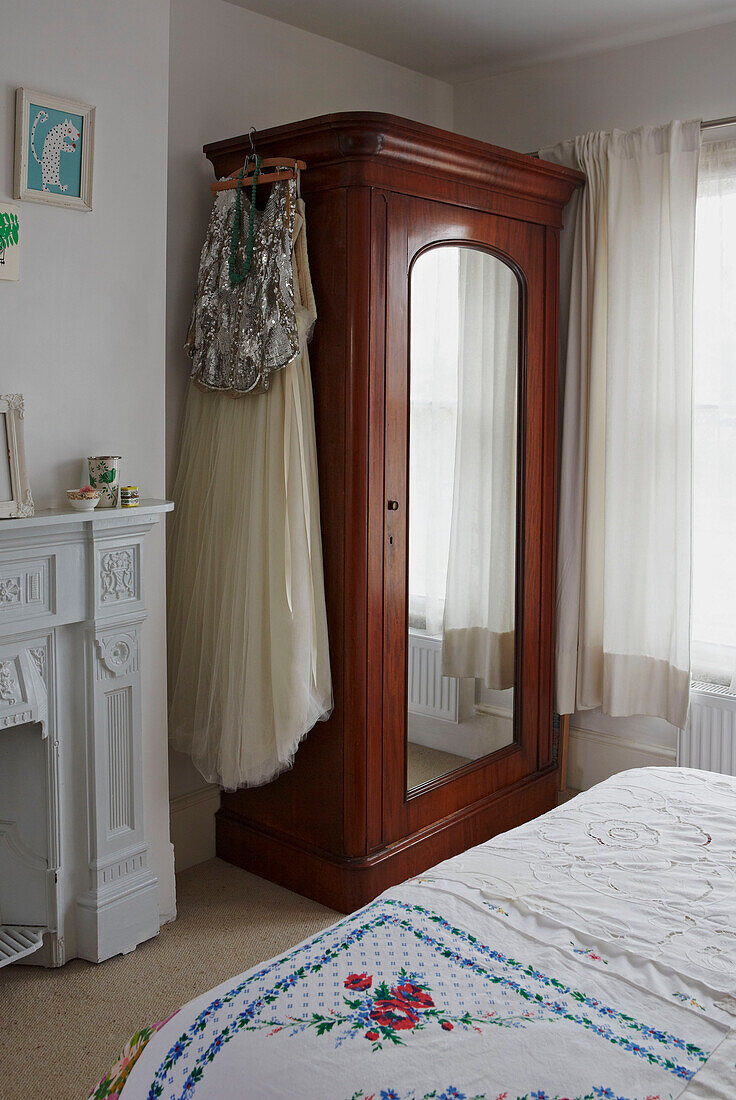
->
<box><xmin>113</xmin><ymin>768</ymin><xmax>736</xmax><ymax>1100</ymax></box>
<box><xmin>422</xmin><ymin>768</ymin><xmax>736</xmax><ymax>996</ymax></box>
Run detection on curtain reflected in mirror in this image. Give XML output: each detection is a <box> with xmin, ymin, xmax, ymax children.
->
<box><xmin>407</xmin><ymin>245</ymin><xmax>519</xmax><ymax>793</ymax></box>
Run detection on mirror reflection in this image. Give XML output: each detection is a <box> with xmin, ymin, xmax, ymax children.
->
<box><xmin>407</xmin><ymin>245</ymin><xmax>518</xmax><ymax>792</ymax></box>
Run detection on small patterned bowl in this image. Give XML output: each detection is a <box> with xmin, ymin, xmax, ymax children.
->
<box><xmin>67</xmin><ymin>488</ymin><xmax>101</xmax><ymax>512</ymax></box>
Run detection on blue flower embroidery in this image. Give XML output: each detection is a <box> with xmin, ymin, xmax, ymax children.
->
<box><xmin>147</xmin><ymin>899</ymin><xmax>709</xmax><ymax>1098</ymax></box>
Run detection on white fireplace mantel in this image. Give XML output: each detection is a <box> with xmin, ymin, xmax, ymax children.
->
<box><xmin>0</xmin><ymin>500</ymin><xmax>173</xmax><ymax>966</ymax></box>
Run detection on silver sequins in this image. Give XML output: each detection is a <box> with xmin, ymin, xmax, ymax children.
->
<box><xmin>185</xmin><ymin>175</ymin><xmax>299</xmax><ymax>395</ymax></box>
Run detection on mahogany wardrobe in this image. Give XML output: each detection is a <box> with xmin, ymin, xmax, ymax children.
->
<box><xmin>205</xmin><ymin>112</ymin><xmax>584</xmax><ymax>912</ymax></box>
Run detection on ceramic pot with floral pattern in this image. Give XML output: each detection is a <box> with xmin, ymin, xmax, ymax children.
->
<box><xmin>87</xmin><ymin>456</ymin><xmax>121</xmax><ymax>508</ymax></box>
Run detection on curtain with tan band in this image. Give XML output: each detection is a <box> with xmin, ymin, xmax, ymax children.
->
<box><xmin>541</xmin><ymin>121</ymin><xmax>701</xmax><ymax>728</ymax></box>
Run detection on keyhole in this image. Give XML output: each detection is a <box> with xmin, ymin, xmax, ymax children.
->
<box><xmin>389</xmin><ymin>535</ymin><xmax>394</xmax><ymax>545</ymax></box>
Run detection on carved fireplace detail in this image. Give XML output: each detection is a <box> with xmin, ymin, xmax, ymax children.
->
<box><xmin>0</xmin><ymin>499</ymin><xmax>172</xmax><ymax>966</ymax></box>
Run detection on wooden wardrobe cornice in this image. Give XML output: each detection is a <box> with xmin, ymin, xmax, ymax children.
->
<box><xmin>203</xmin><ymin>112</ymin><xmax>584</xmax><ymax>228</ymax></box>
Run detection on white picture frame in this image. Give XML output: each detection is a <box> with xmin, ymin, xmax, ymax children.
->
<box><xmin>14</xmin><ymin>88</ymin><xmax>95</xmax><ymax>212</ymax></box>
<box><xmin>0</xmin><ymin>395</ymin><xmax>34</xmax><ymax>519</ymax></box>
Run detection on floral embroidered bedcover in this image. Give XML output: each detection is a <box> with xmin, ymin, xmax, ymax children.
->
<box><xmin>89</xmin><ymin>768</ymin><xmax>736</xmax><ymax>1100</ymax></box>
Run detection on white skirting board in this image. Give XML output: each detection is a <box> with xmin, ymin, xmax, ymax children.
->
<box><xmin>168</xmin><ymin>724</ymin><xmax>680</xmax><ymax>875</ymax></box>
<box><xmin>169</xmin><ymin>785</ymin><xmax>221</xmax><ymax>873</ymax></box>
<box><xmin>567</xmin><ymin>722</ymin><xmax>677</xmax><ymax>790</ymax></box>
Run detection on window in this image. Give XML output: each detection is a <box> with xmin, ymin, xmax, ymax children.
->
<box><xmin>408</xmin><ymin>248</ymin><xmax>460</xmax><ymax>635</ymax></box>
<box><xmin>692</xmin><ymin>141</ymin><xmax>736</xmax><ymax>691</ymax></box>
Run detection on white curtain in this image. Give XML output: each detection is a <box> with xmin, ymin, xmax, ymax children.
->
<box><xmin>542</xmin><ymin>121</ymin><xmax>701</xmax><ymax>728</ymax></box>
<box><xmin>692</xmin><ymin>140</ymin><xmax>736</xmax><ymax>691</ymax></box>
<box><xmin>408</xmin><ymin>249</ymin><xmax>460</xmax><ymax>636</ymax></box>
<box><xmin>441</xmin><ymin>249</ymin><xmax>518</xmax><ymax>690</ymax></box>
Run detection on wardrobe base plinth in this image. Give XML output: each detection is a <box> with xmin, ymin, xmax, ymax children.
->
<box><xmin>216</xmin><ymin>768</ymin><xmax>558</xmax><ymax>913</ymax></box>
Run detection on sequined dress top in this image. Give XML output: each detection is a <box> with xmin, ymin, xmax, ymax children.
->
<box><xmin>186</xmin><ymin>174</ymin><xmax>299</xmax><ymax>395</ymax></box>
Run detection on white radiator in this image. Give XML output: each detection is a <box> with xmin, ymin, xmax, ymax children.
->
<box><xmin>407</xmin><ymin>631</ymin><xmax>460</xmax><ymax>722</ymax></box>
<box><xmin>677</xmin><ymin>683</ymin><xmax>736</xmax><ymax>776</ymax></box>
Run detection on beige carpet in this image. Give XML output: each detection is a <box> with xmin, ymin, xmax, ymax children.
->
<box><xmin>407</xmin><ymin>740</ymin><xmax>471</xmax><ymax>789</ymax></box>
<box><xmin>0</xmin><ymin>858</ymin><xmax>339</xmax><ymax>1100</ymax></box>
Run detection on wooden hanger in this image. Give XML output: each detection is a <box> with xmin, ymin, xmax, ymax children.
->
<box><xmin>211</xmin><ymin>157</ymin><xmax>307</xmax><ymax>193</ymax></box>
<box><xmin>209</xmin><ymin>127</ymin><xmax>306</xmax><ymax>193</ymax></box>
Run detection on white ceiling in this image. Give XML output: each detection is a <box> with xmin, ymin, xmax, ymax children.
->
<box><xmin>227</xmin><ymin>0</ymin><xmax>736</xmax><ymax>82</ymax></box>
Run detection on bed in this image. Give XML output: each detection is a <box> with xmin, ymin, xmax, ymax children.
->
<box><xmin>89</xmin><ymin>767</ymin><xmax>736</xmax><ymax>1100</ymax></box>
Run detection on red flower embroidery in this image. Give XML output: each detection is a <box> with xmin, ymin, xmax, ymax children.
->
<box><xmin>394</xmin><ymin>981</ymin><xmax>435</xmax><ymax>1008</ymax></box>
<box><xmin>440</xmin><ymin>1020</ymin><xmax>454</xmax><ymax>1031</ymax></box>
<box><xmin>365</xmin><ymin>1030</ymin><xmax>379</xmax><ymax>1041</ymax></box>
<box><xmin>344</xmin><ymin>973</ymin><xmax>373</xmax><ymax>991</ymax></box>
<box><xmin>370</xmin><ymin>997</ymin><xmax>421</xmax><ymax>1031</ymax></box>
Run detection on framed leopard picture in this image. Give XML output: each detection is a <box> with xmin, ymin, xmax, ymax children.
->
<box><xmin>14</xmin><ymin>88</ymin><xmax>95</xmax><ymax>211</ymax></box>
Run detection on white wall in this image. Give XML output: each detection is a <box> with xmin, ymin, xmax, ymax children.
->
<box><xmin>0</xmin><ymin>1</ymin><xmax>175</xmax><ymax>919</ymax></box>
<box><xmin>454</xmin><ymin>20</ymin><xmax>736</xmax><ymax>788</ymax></box>
<box><xmin>166</xmin><ymin>0</ymin><xmax>454</xmax><ymax>825</ymax></box>
<box><xmin>453</xmin><ymin>20</ymin><xmax>736</xmax><ymax>154</ymax></box>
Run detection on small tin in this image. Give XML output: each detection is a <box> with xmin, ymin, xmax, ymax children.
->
<box><xmin>120</xmin><ymin>485</ymin><xmax>140</xmax><ymax>508</ymax></box>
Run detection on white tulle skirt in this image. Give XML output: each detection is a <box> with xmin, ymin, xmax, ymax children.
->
<box><xmin>167</xmin><ymin>203</ymin><xmax>332</xmax><ymax>789</ymax></box>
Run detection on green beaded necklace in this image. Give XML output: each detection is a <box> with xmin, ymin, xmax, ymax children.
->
<box><xmin>228</xmin><ymin>154</ymin><xmax>261</xmax><ymax>286</ymax></box>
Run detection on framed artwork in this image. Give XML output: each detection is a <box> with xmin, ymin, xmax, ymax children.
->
<box><xmin>0</xmin><ymin>395</ymin><xmax>33</xmax><ymax>519</ymax></box>
<box><xmin>0</xmin><ymin>203</ymin><xmax>20</xmax><ymax>281</ymax></box>
<box><xmin>14</xmin><ymin>88</ymin><xmax>95</xmax><ymax>211</ymax></box>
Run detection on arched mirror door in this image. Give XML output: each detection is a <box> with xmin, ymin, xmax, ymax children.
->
<box><xmin>380</xmin><ymin>189</ymin><xmax>553</xmax><ymax>850</ymax></box>
<box><xmin>406</xmin><ymin>245</ymin><xmax>520</xmax><ymax>793</ymax></box>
